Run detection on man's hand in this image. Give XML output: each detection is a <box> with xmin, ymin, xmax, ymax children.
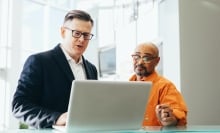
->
<box><xmin>55</xmin><ymin>112</ymin><xmax>67</xmax><ymax>126</ymax></box>
<box><xmin>155</xmin><ymin>104</ymin><xmax>177</xmax><ymax>126</ymax></box>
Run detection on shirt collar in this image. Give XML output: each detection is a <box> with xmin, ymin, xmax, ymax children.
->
<box><xmin>60</xmin><ymin>45</ymin><xmax>83</xmax><ymax>64</ymax></box>
<box><xmin>129</xmin><ymin>70</ymin><xmax>159</xmax><ymax>82</ymax></box>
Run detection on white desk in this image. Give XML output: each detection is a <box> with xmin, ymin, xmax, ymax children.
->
<box><xmin>1</xmin><ymin>125</ymin><xmax>220</xmax><ymax>133</ymax></box>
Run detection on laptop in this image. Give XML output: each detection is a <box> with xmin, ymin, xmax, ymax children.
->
<box><xmin>53</xmin><ymin>80</ymin><xmax>152</xmax><ymax>132</ymax></box>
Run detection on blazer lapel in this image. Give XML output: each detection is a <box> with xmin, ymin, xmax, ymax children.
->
<box><xmin>52</xmin><ymin>44</ymin><xmax>74</xmax><ymax>82</ymax></box>
<box><xmin>82</xmin><ymin>56</ymin><xmax>95</xmax><ymax>79</ymax></box>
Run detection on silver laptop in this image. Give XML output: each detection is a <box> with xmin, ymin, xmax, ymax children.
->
<box><xmin>53</xmin><ymin>80</ymin><xmax>151</xmax><ymax>132</ymax></box>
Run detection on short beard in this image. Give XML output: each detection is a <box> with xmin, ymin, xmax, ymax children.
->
<box><xmin>135</xmin><ymin>64</ymin><xmax>151</xmax><ymax>77</ymax></box>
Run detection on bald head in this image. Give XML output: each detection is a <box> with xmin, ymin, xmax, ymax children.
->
<box><xmin>134</xmin><ymin>42</ymin><xmax>159</xmax><ymax>58</ymax></box>
<box><xmin>132</xmin><ymin>42</ymin><xmax>160</xmax><ymax>78</ymax></box>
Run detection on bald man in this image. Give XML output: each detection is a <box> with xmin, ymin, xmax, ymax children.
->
<box><xmin>129</xmin><ymin>42</ymin><xmax>187</xmax><ymax>127</ymax></box>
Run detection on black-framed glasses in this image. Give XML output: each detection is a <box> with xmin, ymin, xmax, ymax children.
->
<box><xmin>64</xmin><ymin>27</ymin><xmax>94</xmax><ymax>40</ymax></box>
<box><xmin>131</xmin><ymin>54</ymin><xmax>158</xmax><ymax>63</ymax></box>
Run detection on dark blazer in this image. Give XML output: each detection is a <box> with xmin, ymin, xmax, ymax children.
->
<box><xmin>12</xmin><ymin>44</ymin><xmax>98</xmax><ymax>128</ymax></box>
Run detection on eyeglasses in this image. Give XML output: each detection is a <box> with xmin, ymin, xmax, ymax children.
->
<box><xmin>131</xmin><ymin>54</ymin><xmax>158</xmax><ymax>63</ymax></box>
<box><xmin>64</xmin><ymin>27</ymin><xmax>94</xmax><ymax>40</ymax></box>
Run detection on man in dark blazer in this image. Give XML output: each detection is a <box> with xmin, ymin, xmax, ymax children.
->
<box><xmin>12</xmin><ymin>10</ymin><xmax>97</xmax><ymax>128</ymax></box>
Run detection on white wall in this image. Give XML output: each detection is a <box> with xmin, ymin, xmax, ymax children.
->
<box><xmin>159</xmin><ymin>0</ymin><xmax>220</xmax><ymax>125</ymax></box>
<box><xmin>158</xmin><ymin>0</ymin><xmax>180</xmax><ymax>90</ymax></box>
<box><xmin>179</xmin><ymin>0</ymin><xmax>220</xmax><ymax>125</ymax></box>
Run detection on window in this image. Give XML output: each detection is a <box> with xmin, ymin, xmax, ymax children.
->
<box><xmin>0</xmin><ymin>0</ymin><xmax>73</xmax><ymax>129</ymax></box>
<box><xmin>98</xmin><ymin>46</ymin><xmax>116</xmax><ymax>77</ymax></box>
<box><xmin>0</xmin><ymin>0</ymin><xmax>10</xmax><ymax>129</ymax></box>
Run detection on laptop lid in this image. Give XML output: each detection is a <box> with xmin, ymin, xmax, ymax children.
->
<box><xmin>55</xmin><ymin>80</ymin><xmax>151</xmax><ymax>132</ymax></box>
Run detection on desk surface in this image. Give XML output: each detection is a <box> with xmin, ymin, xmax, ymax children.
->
<box><xmin>1</xmin><ymin>125</ymin><xmax>220</xmax><ymax>132</ymax></box>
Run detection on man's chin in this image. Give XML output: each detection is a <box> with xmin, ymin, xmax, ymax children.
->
<box><xmin>135</xmin><ymin>71</ymin><xmax>149</xmax><ymax>77</ymax></box>
<box><xmin>136</xmin><ymin>72</ymin><xmax>145</xmax><ymax>77</ymax></box>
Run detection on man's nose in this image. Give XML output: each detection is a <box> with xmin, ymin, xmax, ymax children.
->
<box><xmin>137</xmin><ymin>58</ymin><xmax>144</xmax><ymax>64</ymax></box>
<box><xmin>79</xmin><ymin>35</ymin><xmax>85</xmax><ymax>41</ymax></box>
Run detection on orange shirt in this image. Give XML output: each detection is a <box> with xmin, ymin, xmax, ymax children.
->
<box><xmin>129</xmin><ymin>71</ymin><xmax>187</xmax><ymax>126</ymax></box>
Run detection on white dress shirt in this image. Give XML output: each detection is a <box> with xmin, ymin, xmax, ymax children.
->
<box><xmin>60</xmin><ymin>45</ymin><xmax>86</xmax><ymax>80</ymax></box>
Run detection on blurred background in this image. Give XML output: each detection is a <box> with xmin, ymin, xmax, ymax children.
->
<box><xmin>0</xmin><ymin>0</ymin><xmax>220</xmax><ymax>129</ymax></box>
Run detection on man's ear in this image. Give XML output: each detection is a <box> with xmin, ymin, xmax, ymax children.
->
<box><xmin>155</xmin><ymin>57</ymin><xmax>160</xmax><ymax>66</ymax></box>
<box><xmin>60</xmin><ymin>27</ymin><xmax>65</xmax><ymax>38</ymax></box>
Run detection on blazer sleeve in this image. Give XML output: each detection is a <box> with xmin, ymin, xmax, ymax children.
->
<box><xmin>12</xmin><ymin>54</ymin><xmax>61</xmax><ymax>128</ymax></box>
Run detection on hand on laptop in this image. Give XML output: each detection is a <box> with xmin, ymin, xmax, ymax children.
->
<box><xmin>55</xmin><ymin>112</ymin><xmax>67</xmax><ymax>126</ymax></box>
<box><xmin>155</xmin><ymin>104</ymin><xmax>177</xmax><ymax>126</ymax></box>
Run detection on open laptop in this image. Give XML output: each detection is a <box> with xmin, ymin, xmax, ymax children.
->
<box><xmin>53</xmin><ymin>80</ymin><xmax>151</xmax><ymax>132</ymax></box>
